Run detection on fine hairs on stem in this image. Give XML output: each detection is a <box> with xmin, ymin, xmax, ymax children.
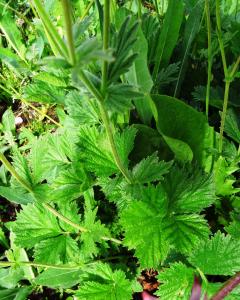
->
<box><xmin>215</xmin><ymin>0</ymin><xmax>240</xmax><ymax>153</ymax></box>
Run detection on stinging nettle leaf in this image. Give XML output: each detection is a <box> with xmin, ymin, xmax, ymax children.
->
<box><xmin>188</xmin><ymin>231</ymin><xmax>240</xmax><ymax>275</ymax></box>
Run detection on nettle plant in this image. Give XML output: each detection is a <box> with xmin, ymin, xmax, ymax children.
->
<box><xmin>1</xmin><ymin>0</ymin><xmax>240</xmax><ymax>299</ymax></box>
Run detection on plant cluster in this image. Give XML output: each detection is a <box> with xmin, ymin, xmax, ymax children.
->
<box><xmin>1</xmin><ymin>0</ymin><xmax>240</xmax><ymax>299</ymax></box>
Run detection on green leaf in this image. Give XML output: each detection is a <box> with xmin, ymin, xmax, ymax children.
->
<box><xmin>153</xmin><ymin>0</ymin><xmax>184</xmax><ymax>80</ymax></box>
<box><xmin>120</xmin><ymin>186</ymin><xmax>170</xmax><ymax>267</ymax></box>
<box><xmin>0</xmin><ymin>268</ymin><xmax>24</xmax><ymax>289</ymax></box>
<box><xmin>164</xmin><ymin>166</ymin><xmax>216</xmax><ymax>213</ymax></box>
<box><xmin>0</xmin><ymin>186</ymin><xmax>33</xmax><ymax>205</ymax></box>
<box><xmin>214</xmin><ymin>156</ymin><xmax>240</xmax><ymax>196</ymax></box>
<box><xmin>1</xmin><ymin>108</ymin><xmax>15</xmax><ymax>146</ymax></box>
<box><xmin>152</xmin><ymin>95</ymin><xmax>213</xmax><ymax>166</ymax></box>
<box><xmin>132</xmin><ymin>152</ymin><xmax>172</xmax><ymax>183</ymax></box>
<box><xmin>0</xmin><ymin>12</ymin><xmax>26</xmax><ymax>60</ymax></box>
<box><xmin>0</xmin><ymin>48</ymin><xmax>28</xmax><ymax>75</ymax></box>
<box><xmin>24</xmin><ymin>81</ymin><xmax>65</xmax><ymax>105</ymax></box>
<box><xmin>188</xmin><ymin>231</ymin><xmax>240</xmax><ymax>275</ymax></box>
<box><xmin>126</xmin><ymin>26</ymin><xmax>153</xmax><ymax>124</ymax></box>
<box><xmin>78</xmin><ymin>126</ymin><xmax>136</xmax><ymax>177</ymax></box>
<box><xmin>224</xmin><ymin>109</ymin><xmax>240</xmax><ymax>144</ymax></box>
<box><xmin>162</xmin><ymin>135</ymin><xmax>193</xmax><ymax>163</ymax></box>
<box><xmin>76</xmin><ymin>263</ymin><xmax>134</xmax><ymax>300</ymax></box>
<box><xmin>174</xmin><ymin>0</ymin><xmax>204</xmax><ymax>97</ymax></box>
<box><xmin>0</xmin><ymin>227</ymin><xmax>8</xmax><ymax>248</ymax></box>
<box><xmin>35</xmin><ymin>268</ymin><xmax>82</xmax><ymax>288</ymax></box>
<box><xmin>34</xmin><ymin>235</ymin><xmax>79</xmax><ymax>264</ymax></box>
<box><xmin>78</xmin><ymin>126</ymin><xmax>117</xmax><ymax>176</ymax></box>
<box><xmin>9</xmin><ymin>203</ymin><xmax>62</xmax><ymax>248</ymax></box>
<box><xmin>80</xmin><ymin>207</ymin><xmax>110</xmax><ymax>259</ymax></box>
<box><xmin>105</xmin><ymin>84</ymin><xmax>142</xmax><ymax>113</ymax></box>
<box><xmin>156</xmin><ymin>262</ymin><xmax>195</xmax><ymax>300</ymax></box>
<box><xmin>65</xmin><ymin>91</ymin><xmax>99</xmax><ymax>126</ymax></box>
<box><xmin>165</xmin><ymin>214</ymin><xmax>210</xmax><ymax>253</ymax></box>
<box><xmin>0</xmin><ymin>287</ymin><xmax>32</xmax><ymax>300</ymax></box>
<box><xmin>108</xmin><ymin>17</ymin><xmax>138</xmax><ymax>82</ymax></box>
<box><xmin>58</xmin><ymin>201</ymin><xmax>81</xmax><ymax>233</ymax></box>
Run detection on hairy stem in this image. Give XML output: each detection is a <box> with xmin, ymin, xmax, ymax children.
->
<box><xmin>216</xmin><ymin>0</ymin><xmax>228</xmax><ymax>76</ymax></box>
<box><xmin>98</xmin><ymin>102</ymin><xmax>133</xmax><ymax>184</ymax></box>
<box><xmin>101</xmin><ymin>0</ymin><xmax>110</xmax><ymax>94</ymax></box>
<box><xmin>61</xmin><ymin>0</ymin><xmax>76</xmax><ymax>65</ymax></box>
<box><xmin>211</xmin><ymin>272</ymin><xmax>240</xmax><ymax>300</ymax></box>
<box><xmin>219</xmin><ymin>80</ymin><xmax>230</xmax><ymax>153</ymax></box>
<box><xmin>0</xmin><ymin>261</ymin><xmax>81</xmax><ymax>270</ymax></box>
<box><xmin>205</xmin><ymin>0</ymin><xmax>212</xmax><ymax>119</ymax></box>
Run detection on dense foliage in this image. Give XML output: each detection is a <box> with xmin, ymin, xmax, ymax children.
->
<box><xmin>0</xmin><ymin>0</ymin><xmax>240</xmax><ymax>299</ymax></box>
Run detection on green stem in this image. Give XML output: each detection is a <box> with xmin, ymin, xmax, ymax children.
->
<box><xmin>101</xmin><ymin>0</ymin><xmax>110</xmax><ymax>95</ymax></box>
<box><xmin>0</xmin><ymin>153</ymin><xmax>33</xmax><ymax>193</ymax></box>
<box><xmin>219</xmin><ymin>80</ymin><xmax>230</xmax><ymax>153</ymax></box>
<box><xmin>216</xmin><ymin>0</ymin><xmax>228</xmax><ymax>76</ymax></box>
<box><xmin>0</xmin><ymin>261</ymin><xmax>81</xmax><ymax>270</ymax></box>
<box><xmin>154</xmin><ymin>0</ymin><xmax>160</xmax><ymax>16</ymax></box>
<box><xmin>30</xmin><ymin>0</ymin><xmax>68</xmax><ymax>59</ymax></box>
<box><xmin>137</xmin><ymin>0</ymin><xmax>142</xmax><ymax>19</ymax></box>
<box><xmin>80</xmin><ymin>0</ymin><xmax>94</xmax><ymax>21</ymax></box>
<box><xmin>61</xmin><ymin>0</ymin><xmax>76</xmax><ymax>65</ymax></box>
<box><xmin>230</xmin><ymin>55</ymin><xmax>240</xmax><ymax>78</ymax></box>
<box><xmin>98</xmin><ymin>103</ymin><xmax>133</xmax><ymax>184</ymax></box>
<box><xmin>205</xmin><ymin>0</ymin><xmax>212</xmax><ymax>119</ymax></box>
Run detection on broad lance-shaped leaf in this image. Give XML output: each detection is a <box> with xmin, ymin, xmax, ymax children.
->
<box><xmin>156</xmin><ymin>262</ymin><xmax>195</xmax><ymax>300</ymax></box>
<box><xmin>35</xmin><ymin>268</ymin><xmax>82</xmax><ymax>289</ymax></box>
<box><xmin>125</xmin><ymin>26</ymin><xmax>153</xmax><ymax>124</ymax></box>
<box><xmin>174</xmin><ymin>0</ymin><xmax>204</xmax><ymax>97</ymax></box>
<box><xmin>188</xmin><ymin>231</ymin><xmax>240</xmax><ymax>275</ymax></box>
<box><xmin>76</xmin><ymin>263</ymin><xmax>139</xmax><ymax>300</ymax></box>
<box><xmin>132</xmin><ymin>152</ymin><xmax>172</xmax><ymax>183</ymax></box>
<box><xmin>8</xmin><ymin>203</ymin><xmax>62</xmax><ymax>248</ymax></box>
<box><xmin>152</xmin><ymin>95</ymin><xmax>214</xmax><ymax>167</ymax></box>
<box><xmin>152</xmin><ymin>0</ymin><xmax>184</xmax><ymax>80</ymax></box>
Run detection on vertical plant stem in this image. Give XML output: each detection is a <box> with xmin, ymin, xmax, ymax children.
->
<box><xmin>205</xmin><ymin>0</ymin><xmax>212</xmax><ymax>119</ymax></box>
<box><xmin>137</xmin><ymin>0</ymin><xmax>142</xmax><ymax>19</ymax></box>
<box><xmin>101</xmin><ymin>0</ymin><xmax>110</xmax><ymax>94</ymax></box>
<box><xmin>211</xmin><ymin>272</ymin><xmax>240</xmax><ymax>300</ymax></box>
<box><xmin>215</xmin><ymin>0</ymin><xmax>228</xmax><ymax>76</ymax></box>
<box><xmin>61</xmin><ymin>0</ymin><xmax>76</xmax><ymax>65</ymax></box>
<box><xmin>98</xmin><ymin>103</ymin><xmax>133</xmax><ymax>184</ymax></box>
<box><xmin>219</xmin><ymin>80</ymin><xmax>230</xmax><ymax>153</ymax></box>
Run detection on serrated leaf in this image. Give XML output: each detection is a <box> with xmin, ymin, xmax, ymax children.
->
<box><xmin>165</xmin><ymin>214</ymin><xmax>210</xmax><ymax>253</ymax></box>
<box><xmin>35</xmin><ymin>268</ymin><xmax>82</xmax><ymax>288</ymax></box>
<box><xmin>108</xmin><ymin>17</ymin><xmax>138</xmax><ymax>82</ymax></box>
<box><xmin>132</xmin><ymin>152</ymin><xmax>172</xmax><ymax>183</ymax></box>
<box><xmin>156</xmin><ymin>262</ymin><xmax>195</xmax><ymax>300</ymax></box>
<box><xmin>76</xmin><ymin>263</ymin><xmax>133</xmax><ymax>300</ymax></box>
<box><xmin>78</xmin><ymin>126</ymin><xmax>117</xmax><ymax>176</ymax></box>
<box><xmin>81</xmin><ymin>207</ymin><xmax>110</xmax><ymax>259</ymax></box>
<box><xmin>164</xmin><ymin>166</ymin><xmax>216</xmax><ymax>213</ymax></box>
<box><xmin>65</xmin><ymin>91</ymin><xmax>99</xmax><ymax>126</ymax></box>
<box><xmin>0</xmin><ymin>186</ymin><xmax>33</xmax><ymax>205</ymax></box>
<box><xmin>120</xmin><ymin>186</ymin><xmax>170</xmax><ymax>268</ymax></box>
<box><xmin>188</xmin><ymin>231</ymin><xmax>240</xmax><ymax>275</ymax></box>
<box><xmin>224</xmin><ymin>109</ymin><xmax>240</xmax><ymax>144</ymax></box>
<box><xmin>105</xmin><ymin>84</ymin><xmax>142</xmax><ymax>113</ymax></box>
<box><xmin>34</xmin><ymin>235</ymin><xmax>79</xmax><ymax>264</ymax></box>
<box><xmin>9</xmin><ymin>203</ymin><xmax>62</xmax><ymax>248</ymax></box>
<box><xmin>58</xmin><ymin>201</ymin><xmax>81</xmax><ymax>232</ymax></box>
